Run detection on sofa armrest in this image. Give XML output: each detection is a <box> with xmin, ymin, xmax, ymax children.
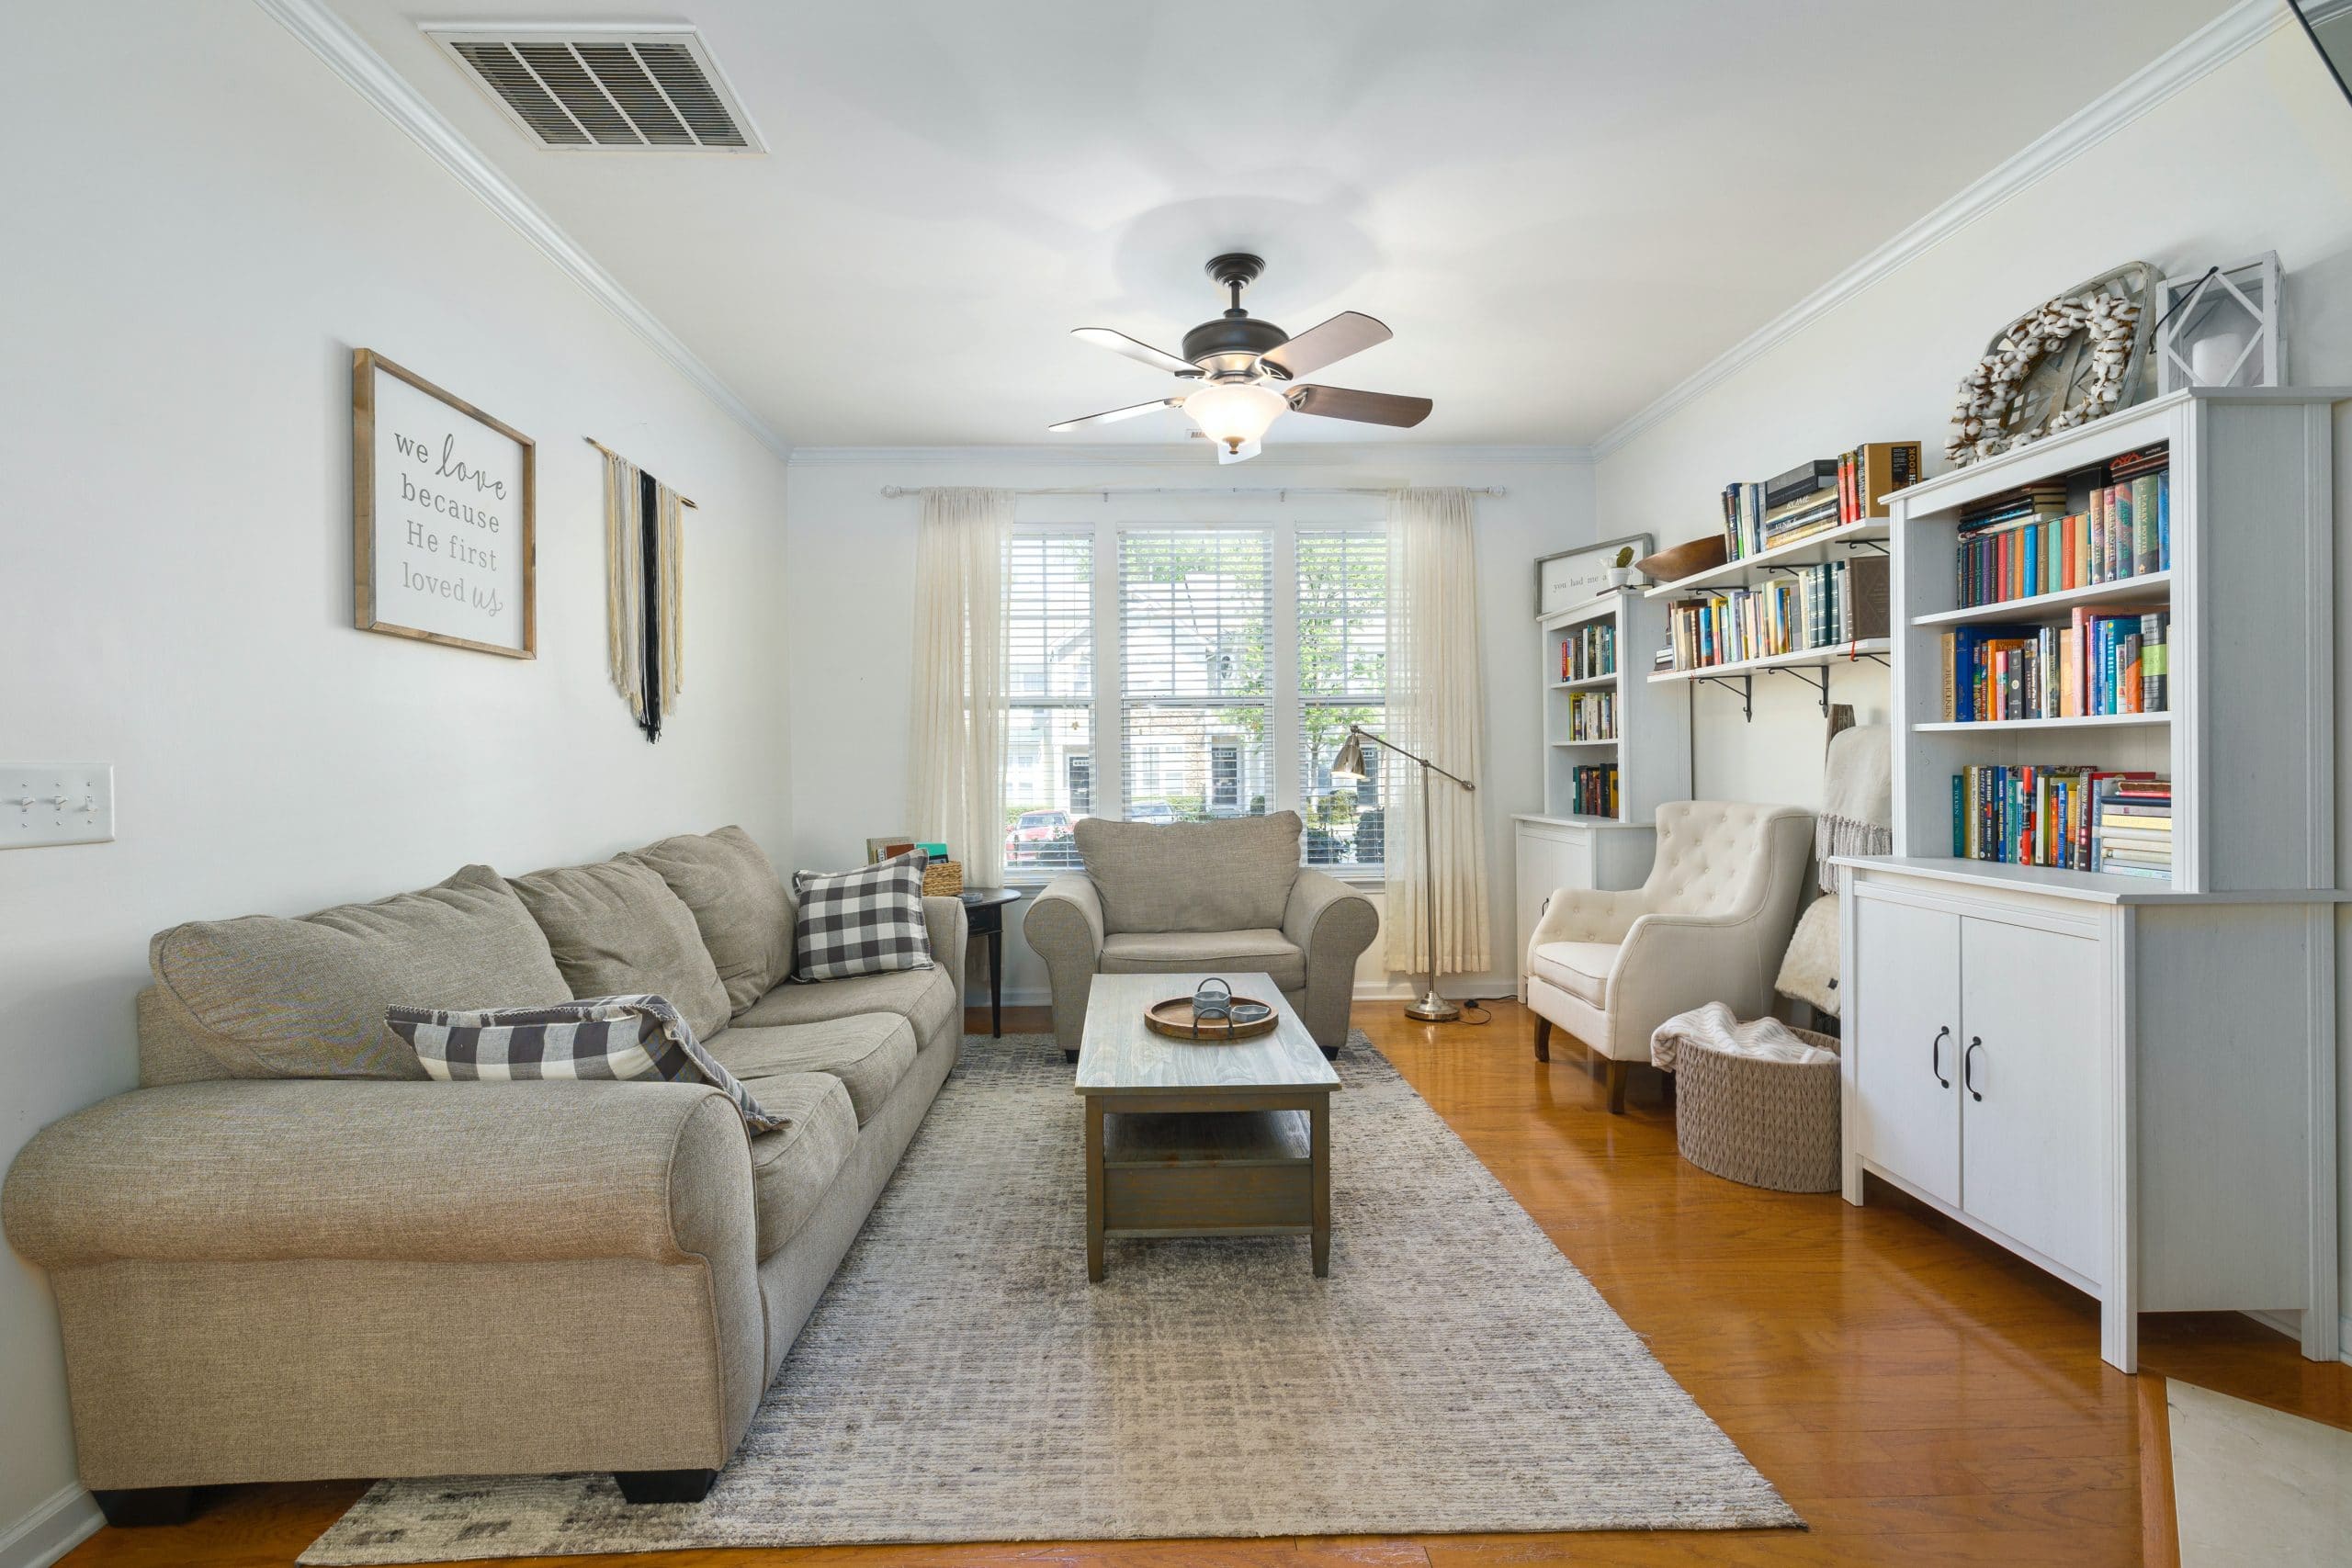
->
<box><xmin>1282</xmin><ymin>870</ymin><xmax>1378</xmax><ymax>1050</ymax></box>
<box><xmin>1528</xmin><ymin>886</ymin><xmax>1653</xmax><ymax>952</ymax></box>
<box><xmin>922</xmin><ymin>894</ymin><xmax>969</xmax><ymax>983</ymax></box>
<box><xmin>1023</xmin><ymin>874</ymin><xmax>1104</xmax><ymax>1052</ymax></box>
<box><xmin>3</xmin><ymin>1078</ymin><xmax>753</xmax><ymax>1270</ymax></box>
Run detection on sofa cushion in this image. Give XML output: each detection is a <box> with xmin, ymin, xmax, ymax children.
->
<box><xmin>1072</xmin><ymin>812</ymin><xmax>1303</xmax><ymax>934</ymax></box>
<box><xmin>509</xmin><ymin>860</ymin><xmax>731</xmax><ymax>1043</ymax></box>
<box><xmin>706</xmin><ymin>1014</ymin><xmax>916</xmax><ymax>1125</ymax></box>
<box><xmin>735</xmin><ymin>962</ymin><xmax>958</xmax><ymax>1053</ymax></box>
<box><xmin>620</xmin><ymin>826</ymin><xmax>795</xmax><ymax>1015</ymax></box>
<box><xmin>146</xmin><ymin>864</ymin><xmax>570</xmax><ymax>1080</ymax></box>
<box><xmin>1532</xmin><ymin>940</ymin><xmax>1616</xmax><ymax>1007</ymax></box>
<box><xmin>1099</xmin><ymin>929</ymin><xmax>1306</xmax><ymax>992</ymax></box>
<box><xmin>739</xmin><ymin>1071</ymin><xmax>858</xmax><ymax>1257</ymax></box>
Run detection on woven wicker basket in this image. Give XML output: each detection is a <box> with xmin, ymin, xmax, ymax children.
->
<box><xmin>922</xmin><ymin>859</ymin><xmax>964</xmax><ymax>897</ymax></box>
<box><xmin>1673</xmin><ymin>1025</ymin><xmax>1841</xmax><ymax>1193</ymax></box>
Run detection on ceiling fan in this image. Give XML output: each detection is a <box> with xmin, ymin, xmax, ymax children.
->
<box><xmin>1050</xmin><ymin>254</ymin><xmax>1432</xmax><ymax>463</ymax></box>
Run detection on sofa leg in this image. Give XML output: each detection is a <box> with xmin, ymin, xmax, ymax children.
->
<box><xmin>614</xmin><ymin>1469</ymin><xmax>718</xmax><ymax>1505</ymax></box>
<box><xmin>1605</xmin><ymin>1059</ymin><xmax>1630</xmax><ymax>1115</ymax></box>
<box><xmin>1063</xmin><ymin>1047</ymin><xmax>1078</xmax><ymax>1065</ymax></box>
<box><xmin>92</xmin><ymin>1486</ymin><xmax>196</xmax><ymax>1528</ymax></box>
<box><xmin>1532</xmin><ymin>1017</ymin><xmax>1551</xmax><ymax>1063</ymax></box>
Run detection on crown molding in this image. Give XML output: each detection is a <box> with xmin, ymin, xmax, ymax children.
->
<box><xmin>1589</xmin><ymin>0</ymin><xmax>2290</xmax><ymax>459</ymax></box>
<box><xmin>785</xmin><ymin>442</ymin><xmax>1593</xmax><ymax>468</ymax></box>
<box><xmin>253</xmin><ymin>0</ymin><xmax>792</xmax><ymax>463</ymax></box>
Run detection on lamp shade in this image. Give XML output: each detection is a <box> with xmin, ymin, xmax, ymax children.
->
<box><xmin>1182</xmin><ymin>381</ymin><xmax>1288</xmax><ymax>455</ymax></box>
<box><xmin>1329</xmin><ymin>729</ymin><xmax>1367</xmax><ymax>784</ymax></box>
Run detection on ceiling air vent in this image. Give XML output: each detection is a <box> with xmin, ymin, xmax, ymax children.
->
<box><xmin>423</xmin><ymin>24</ymin><xmax>764</xmax><ymax>153</ymax></box>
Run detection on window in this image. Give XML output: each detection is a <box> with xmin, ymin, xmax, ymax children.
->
<box><xmin>1297</xmin><ymin>529</ymin><xmax>1386</xmax><ymax>867</ymax></box>
<box><xmin>1000</xmin><ymin>521</ymin><xmax>1386</xmax><ymax>878</ymax></box>
<box><xmin>1002</xmin><ymin>531</ymin><xmax>1091</xmax><ymax>873</ymax></box>
<box><xmin>1118</xmin><ymin>528</ymin><xmax>1271</xmax><ymax>824</ymax></box>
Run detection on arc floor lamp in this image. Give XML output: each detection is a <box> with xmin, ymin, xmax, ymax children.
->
<box><xmin>1330</xmin><ymin>724</ymin><xmax>1475</xmax><ymax>1022</ymax></box>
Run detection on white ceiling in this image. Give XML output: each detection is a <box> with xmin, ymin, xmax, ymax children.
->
<box><xmin>326</xmin><ymin>0</ymin><xmax>2228</xmax><ymax>450</ymax></box>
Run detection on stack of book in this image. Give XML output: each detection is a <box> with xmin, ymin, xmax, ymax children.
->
<box><xmin>1951</xmin><ymin>763</ymin><xmax>2154</xmax><ymax>870</ymax></box>
<box><xmin>1668</xmin><ymin>557</ymin><xmax>1889</xmax><ymax>671</ymax></box>
<box><xmin>1566</xmin><ymin>689</ymin><xmax>1617</xmax><ymax>741</ymax></box>
<box><xmin>2094</xmin><ymin>776</ymin><xmax>2173</xmax><ymax>880</ymax></box>
<box><xmin>1954</xmin><ymin>446</ymin><xmax>2170</xmax><ymax>606</ymax></box>
<box><xmin>1937</xmin><ymin>605</ymin><xmax>2169</xmax><ymax>720</ymax></box>
<box><xmin>1720</xmin><ymin>441</ymin><xmax>1920</xmax><ymax>559</ymax></box>
<box><xmin>1560</xmin><ymin>620</ymin><xmax>1616</xmax><ymax>681</ymax></box>
<box><xmin>1568</xmin><ymin>763</ymin><xmax>1619</xmax><ymax>818</ymax></box>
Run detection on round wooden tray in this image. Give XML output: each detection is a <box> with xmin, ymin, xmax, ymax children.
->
<box><xmin>1143</xmin><ymin>995</ymin><xmax>1281</xmax><ymax>1043</ymax></box>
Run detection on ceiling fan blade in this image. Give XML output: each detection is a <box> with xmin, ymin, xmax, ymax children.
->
<box><xmin>1286</xmin><ymin>385</ymin><xmax>1432</xmax><ymax>428</ymax></box>
<box><xmin>1071</xmin><ymin>327</ymin><xmax>1198</xmax><ymax>377</ymax></box>
<box><xmin>1261</xmin><ymin>310</ymin><xmax>1391</xmax><ymax>378</ymax></box>
<box><xmin>1046</xmin><ymin>397</ymin><xmax>1184</xmax><ymax>433</ymax></box>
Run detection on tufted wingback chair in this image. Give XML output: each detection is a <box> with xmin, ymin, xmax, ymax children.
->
<box><xmin>1525</xmin><ymin>800</ymin><xmax>1814</xmax><ymax>1112</ymax></box>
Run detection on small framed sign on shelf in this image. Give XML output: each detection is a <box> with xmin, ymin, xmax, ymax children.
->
<box><xmin>352</xmin><ymin>348</ymin><xmax>537</xmax><ymax>658</ymax></box>
<box><xmin>1534</xmin><ymin>533</ymin><xmax>1653</xmax><ymax>617</ymax></box>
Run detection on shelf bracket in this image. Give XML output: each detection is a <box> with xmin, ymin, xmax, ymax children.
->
<box><xmin>1781</xmin><ymin>663</ymin><xmax>1831</xmax><ymax>715</ymax></box>
<box><xmin>1845</xmin><ymin>539</ymin><xmax>1890</xmax><ymax>558</ymax></box>
<box><xmin>1695</xmin><ymin>672</ymin><xmax>1755</xmax><ymax>722</ymax></box>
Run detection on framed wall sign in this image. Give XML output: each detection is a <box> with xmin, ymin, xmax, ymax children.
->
<box><xmin>353</xmin><ymin>348</ymin><xmax>536</xmax><ymax>658</ymax></box>
<box><xmin>1533</xmin><ymin>533</ymin><xmax>1653</xmax><ymax>617</ymax></box>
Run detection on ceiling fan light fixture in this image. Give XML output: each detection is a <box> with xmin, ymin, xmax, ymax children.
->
<box><xmin>1182</xmin><ymin>381</ymin><xmax>1288</xmax><ymax>457</ymax></box>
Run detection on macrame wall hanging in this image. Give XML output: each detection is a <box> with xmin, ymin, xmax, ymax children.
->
<box><xmin>594</xmin><ymin>440</ymin><xmax>688</xmax><ymax>742</ymax></box>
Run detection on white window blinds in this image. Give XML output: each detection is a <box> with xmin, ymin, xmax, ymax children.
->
<box><xmin>1118</xmin><ymin>528</ymin><xmax>1272</xmax><ymax>825</ymax></box>
<box><xmin>1002</xmin><ymin>530</ymin><xmax>1091</xmax><ymax>872</ymax></box>
<box><xmin>1297</xmin><ymin>529</ymin><xmax>1386</xmax><ymax>867</ymax></box>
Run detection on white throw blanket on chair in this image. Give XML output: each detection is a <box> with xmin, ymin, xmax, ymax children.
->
<box><xmin>1650</xmin><ymin>1001</ymin><xmax>1836</xmax><ymax>1073</ymax></box>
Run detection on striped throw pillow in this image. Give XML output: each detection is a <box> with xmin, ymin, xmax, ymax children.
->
<box><xmin>386</xmin><ymin>992</ymin><xmax>784</xmax><ymax>1132</ymax></box>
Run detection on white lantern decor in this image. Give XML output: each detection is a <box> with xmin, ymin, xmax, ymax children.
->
<box><xmin>2155</xmin><ymin>252</ymin><xmax>2283</xmax><ymax>394</ymax></box>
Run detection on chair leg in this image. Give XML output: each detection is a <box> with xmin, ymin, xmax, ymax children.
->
<box><xmin>1532</xmin><ymin>1016</ymin><xmax>1551</xmax><ymax>1062</ymax></box>
<box><xmin>91</xmin><ymin>1487</ymin><xmax>196</xmax><ymax>1528</ymax></box>
<box><xmin>614</xmin><ymin>1469</ymin><xmax>718</xmax><ymax>1505</ymax></box>
<box><xmin>1605</xmin><ymin>1059</ymin><xmax>1630</xmax><ymax>1115</ymax></box>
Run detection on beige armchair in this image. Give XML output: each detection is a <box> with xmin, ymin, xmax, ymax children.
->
<box><xmin>1023</xmin><ymin>811</ymin><xmax>1379</xmax><ymax>1059</ymax></box>
<box><xmin>1526</xmin><ymin>800</ymin><xmax>1813</xmax><ymax>1112</ymax></box>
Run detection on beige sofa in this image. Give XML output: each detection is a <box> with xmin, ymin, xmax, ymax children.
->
<box><xmin>1023</xmin><ymin>811</ymin><xmax>1378</xmax><ymax>1059</ymax></box>
<box><xmin>1</xmin><ymin>827</ymin><xmax>966</xmax><ymax>1524</ymax></box>
<box><xmin>1526</xmin><ymin>800</ymin><xmax>1813</xmax><ymax>1112</ymax></box>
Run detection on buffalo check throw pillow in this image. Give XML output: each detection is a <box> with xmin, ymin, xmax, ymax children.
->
<box><xmin>386</xmin><ymin>992</ymin><xmax>785</xmax><ymax>1132</ymax></box>
<box><xmin>791</xmin><ymin>850</ymin><xmax>934</xmax><ymax>981</ymax></box>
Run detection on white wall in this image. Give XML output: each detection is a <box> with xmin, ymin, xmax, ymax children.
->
<box><xmin>783</xmin><ymin>451</ymin><xmax>1594</xmax><ymax>1007</ymax></box>
<box><xmin>0</xmin><ymin>5</ymin><xmax>795</xmax><ymax>1551</ymax></box>
<box><xmin>1592</xmin><ymin>26</ymin><xmax>2352</xmax><ymax>1348</ymax></box>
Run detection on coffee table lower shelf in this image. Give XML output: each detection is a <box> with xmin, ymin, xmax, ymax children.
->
<box><xmin>1083</xmin><ymin>1096</ymin><xmax>1331</xmax><ymax>1280</ymax></box>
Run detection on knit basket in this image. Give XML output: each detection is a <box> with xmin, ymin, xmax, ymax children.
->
<box><xmin>922</xmin><ymin>858</ymin><xmax>965</xmax><ymax>897</ymax></box>
<box><xmin>1673</xmin><ymin>1025</ymin><xmax>1841</xmax><ymax>1193</ymax></box>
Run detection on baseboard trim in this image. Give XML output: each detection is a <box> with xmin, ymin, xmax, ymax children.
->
<box><xmin>0</xmin><ymin>1485</ymin><xmax>102</xmax><ymax>1568</ymax></box>
<box><xmin>2242</xmin><ymin>1307</ymin><xmax>2352</xmax><ymax>1366</ymax></box>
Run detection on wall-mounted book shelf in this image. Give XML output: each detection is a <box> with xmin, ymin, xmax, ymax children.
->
<box><xmin>1642</xmin><ymin>519</ymin><xmax>1889</xmax><ymax>598</ymax></box>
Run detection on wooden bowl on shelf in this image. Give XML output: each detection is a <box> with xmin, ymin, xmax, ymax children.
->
<box><xmin>1636</xmin><ymin>536</ymin><xmax>1726</xmax><ymax>586</ymax></box>
<box><xmin>1142</xmin><ymin>995</ymin><xmax>1282</xmax><ymax>1043</ymax></box>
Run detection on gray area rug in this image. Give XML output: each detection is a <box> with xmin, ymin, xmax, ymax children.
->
<box><xmin>301</xmin><ymin>1032</ymin><xmax>1797</xmax><ymax>1562</ymax></box>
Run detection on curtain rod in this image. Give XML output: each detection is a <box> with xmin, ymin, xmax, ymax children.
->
<box><xmin>876</xmin><ymin>484</ymin><xmax>1507</xmax><ymax>500</ymax></box>
<box><xmin>584</xmin><ymin>437</ymin><xmax>700</xmax><ymax>508</ymax></box>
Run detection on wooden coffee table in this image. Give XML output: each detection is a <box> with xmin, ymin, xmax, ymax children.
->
<box><xmin>1073</xmin><ymin>971</ymin><xmax>1340</xmax><ymax>1281</ymax></box>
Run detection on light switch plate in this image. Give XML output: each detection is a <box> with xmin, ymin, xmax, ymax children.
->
<box><xmin>3</xmin><ymin>764</ymin><xmax>115</xmax><ymax>849</ymax></box>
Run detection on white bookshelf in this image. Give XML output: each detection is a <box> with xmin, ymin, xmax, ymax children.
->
<box><xmin>1511</xmin><ymin>589</ymin><xmax>1692</xmax><ymax>998</ymax></box>
<box><xmin>1642</xmin><ymin>518</ymin><xmax>1890</xmax><ymax>598</ymax></box>
<box><xmin>1838</xmin><ymin>387</ymin><xmax>2346</xmax><ymax>1375</ymax></box>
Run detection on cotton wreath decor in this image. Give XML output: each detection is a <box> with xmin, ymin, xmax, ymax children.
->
<box><xmin>1947</xmin><ymin>288</ymin><xmax>2141</xmax><ymax>465</ymax></box>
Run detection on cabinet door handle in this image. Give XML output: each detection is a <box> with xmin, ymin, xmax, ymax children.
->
<box><xmin>1963</xmin><ymin>1036</ymin><xmax>1984</xmax><ymax>1102</ymax></box>
<box><xmin>1930</xmin><ymin>1025</ymin><xmax>1951</xmax><ymax>1089</ymax></box>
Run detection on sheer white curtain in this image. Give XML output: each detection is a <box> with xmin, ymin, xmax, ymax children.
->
<box><xmin>1384</xmin><ymin>486</ymin><xmax>1490</xmax><ymax>975</ymax></box>
<box><xmin>908</xmin><ymin>487</ymin><xmax>1012</xmax><ymax>886</ymax></box>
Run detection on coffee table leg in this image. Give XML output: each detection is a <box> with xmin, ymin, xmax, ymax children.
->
<box><xmin>1310</xmin><ymin>1097</ymin><xmax>1330</xmax><ymax>1278</ymax></box>
<box><xmin>1085</xmin><ymin>1098</ymin><xmax>1107</xmax><ymax>1282</ymax></box>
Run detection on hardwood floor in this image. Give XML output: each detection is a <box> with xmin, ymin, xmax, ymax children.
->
<box><xmin>61</xmin><ymin>1002</ymin><xmax>2350</xmax><ymax>1568</ymax></box>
